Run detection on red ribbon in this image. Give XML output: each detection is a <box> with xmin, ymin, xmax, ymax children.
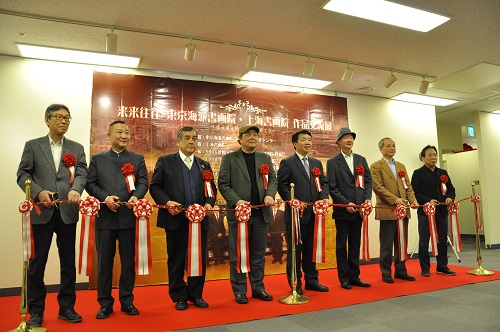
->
<box><xmin>133</xmin><ymin>199</ymin><xmax>153</xmax><ymax>275</ymax></box>
<box><xmin>398</xmin><ymin>170</ymin><xmax>409</xmax><ymax>189</ymax></box>
<box><xmin>289</xmin><ymin>199</ymin><xmax>304</xmax><ymax>245</ymax></box>
<box><xmin>202</xmin><ymin>170</ymin><xmax>215</xmax><ymax>198</ymax></box>
<box><xmin>360</xmin><ymin>202</ymin><xmax>373</xmax><ymax>261</ymax></box>
<box><xmin>19</xmin><ymin>200</ymin><xmax>35</xmax><ymax>261</ymax></box>
<box><xmin>62</xmin><ymin>153</ymin><xmax>76</xmax><ymax>185</ymax></box>
<box><xmin>311</xmin><ymin>167</ymin><xmax>322</xmax><ymax>192</ymax></box>
<box><xmin>259</xmin><ymin>164</ymin><xmax>269</xmax><ymax>189</ymax></box>
<box><xmin>78</xmin><ymin>196</ymin><xmax>100</xmax><ymax>276</ymax></box>
<box><xmin>471</xmin><ymin>195</ymin><xmax>483</xmax><ymax>230</ymax></box>
<box><xmin>121</xmin><ymin>163</ymin><xmax>136</xmax><ymax>193</ymax></box>
<box><xmin>423</xmin><ymin>202</ymin><xmax>438</xmax><ymax>257</ymax></box>
<box><xmin>235</xmin><ymin>204</ymin><xmax>251</xmax><ymax>273</ymax></box>
<box><xmin>355</xmin><ymin>166</ymin><xmax>365</xmax><ymax>189</ymax></box>
<box><xmin>312</xmin><ymin>200</ymin><xmax>329</xmax><ymax>263</ymax></box>
<box><xmin>448</xmin><ymin>202</ymin><xmax>462</xmax><ymax>253</ymax></box>
<box><xmin>394</xmin><ymin>205</ymin><xmax>408</xmax><ymax>261</ymax></box>
<box><xmin>186</xmin><ymin>204</ymin><xmax>205</xmax><ymax>277</ymax></box>
<box><xmin>440</xmin><ymin>175</ymin><xmax>448</xmax><ymax>195</ymax></box>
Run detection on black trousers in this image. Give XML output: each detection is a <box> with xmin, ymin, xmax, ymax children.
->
<box><xmin>335</xmin><ymin>216</ymin><xmax>362</xmax><ymax>284</ymax></box>
<box><xmin>95</xmin><ymin>227</ymin><xmax>136</xmax><ymax>308</ymax></box>
<box><xmin>418</xmin><ymin>214</ymin><xmax>449</xmax><ymax>272</ymax></box>
<box><xmin>285</xmin><ymin>217</ymin><xmax>319</xmax><ymax>287</ymax></box>
<box><xmin>29</xmin><ymin>209</ymin><xmax>77</xmax><ymax>314</ymax></box>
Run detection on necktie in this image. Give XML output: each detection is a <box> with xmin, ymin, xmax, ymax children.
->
<box><xmin>185</xmin><ymin>156</ymin><xmax>192</xmax><ymax>170</ymax></box>
<box><xmin>302</xmin><ymin>157</ymin><xmax>310</xmax><ymax>178</ymax></box>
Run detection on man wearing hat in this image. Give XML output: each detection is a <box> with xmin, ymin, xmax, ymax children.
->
<box><xmin>327</xmin><ymin>127</ymin><xmax>373</xmax><ymax>290</ymax></box>
<box><xmin>218</xmin><ymin>125</ymin><xmax>277</xmax><ymax>304</ymax></box>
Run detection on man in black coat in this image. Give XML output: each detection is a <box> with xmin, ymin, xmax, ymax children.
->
<box><xmin>327</xmin><ymin>127</ymin><xmax>372</xmax><ymax>290</ymax></box>
<box><xmin>277</xmin><ymin>130</ymin><xmax>329</xmax><ymax>295</ymax></box>
<box><xmin>208</xmin><ymin>206</ymin><xmax>227</xmax><ymax>266</ymax></box>
<box><xmin>150</xmin><ymin>126</ymin><xmax>216</xmax><ymax>310</ymax></box>
<box><xmin>86</xmin><ymin>120</ymin><xmax>148</xmax><ymax>319</ymax></box>
<box><xmin>411</xmin><ymin>145</ymin><xmax>456</xmax><ymax>277</ymax></box>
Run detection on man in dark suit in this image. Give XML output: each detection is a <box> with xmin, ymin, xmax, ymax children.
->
<box><xmin>269</xmin><ymin>206</ymin><xmax>285</xmax><ymax>264</ymax></box>
<box><xmin>327</xmin><ymin>127</ymin><xmax>372</xmax><ymax>290</ymax></box>
<box><xmin>411</xmin><ymin>145</ymin><xmax>456</xmax><ymax>277</ymax></box>
<box><xmin>86</xmin><ymin>120</ymin><xmax>148</xmax><ymax>319</ymax></box>
<box><xmin>208</xmin><ymin>205</ymin><xmax>227</xmax><ymax>266</ymax></box>
<box><xmin>17</xmin><ymin>104</ymin><xmax>87</xmax><ymax>327</ymax></box>
<box><xmin>218</xmin><ymin>125</ymin><xmax>277</xmax><ymax>304</ymax></box>
<box><xmin>278</xmin><ymin>130</ymin><xmax>329</xmax><ymax>295</ymax></box>
<box><xmin>150</xmin><ymin>126</ymin><xmax>216</xmax><ymax>310</ymax></box>
<box><xmin>370</xmin><ymin>137</ymin><xmax>419</xmax><ymax>283</ymax></box>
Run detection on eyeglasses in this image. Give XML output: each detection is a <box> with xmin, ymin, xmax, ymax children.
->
<box><xmin>51</xmin><ymin>114</ymin><xmax>72</xmax><ymax>122</ymax></box>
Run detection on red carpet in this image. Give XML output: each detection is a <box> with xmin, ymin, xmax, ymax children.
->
<box><xmin>2</xmin><ymin>260</ymin><xmax>499</xmax><ymax>332</ymax></box>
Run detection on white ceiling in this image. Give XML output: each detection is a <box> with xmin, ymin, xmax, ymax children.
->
<box><xmin>1</xmin><ymin>0</ymin><xmax>499</xmax><ymax>126</ymax></box>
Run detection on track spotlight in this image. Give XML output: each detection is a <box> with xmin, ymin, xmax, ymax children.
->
<box><xmin>384</xmin><ymin>72</ymin><xmax>398</xmax><ymax>88</ymax></box>
<box><xmin>419</xmin><ymin>77</ymin><xmax>429</xmax><ymax>94</ymax></box>
<box><xmin>246</xmin><ymin>49</ymin><xmax>257</xmax><ymax>69</ymax></box>
<box><xmin>342</xmin><ymin>64</ymin><xmax>354</xmax><ymax>82</ymax></box>
<box><xmin>184</xmin><ymin>40</ymin><xmax>196</xmax><ymax>62</ymax></box>
<box><xmin>303</xmin><ymin>57</ymin><xmax>315</xmax><ymax>77</ymax></box>
<box><xmin>106</xmin><ymin>29</ymin><xmax>117</xmax><ymax>54</ymax></box>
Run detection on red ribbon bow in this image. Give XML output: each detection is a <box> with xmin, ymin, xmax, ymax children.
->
<box><xmin>62</xmin><ymin>153</ymin><xmax>76</xmax><ymax>184</ymax></box>
<box><xmin>133</xmin><ymin>199</ymin><xmax>153</xmax><ymax>275</ymax></box>
<box><xmin>235</xmin><ymin>204</ymin><xmax>252</xmax><ymax>273</ymax></box>
<box><xmin>360</xmin><ymin>201</ymin><xmax>373</xmax><ymax>261</ymax></box>
<box><xmin>394</xmin><ymin>205</ymin><xmax>408</xmax><ymax>261</ymax></box>
<box><xmin>423</xmin><ymin>202</ymin><xmax>439</xmax><ymax>257</ymax></box>
<box><xmin>259</xmin><ymin>164</ymin><xmax>270</xmax><ymax>189</ymax></box>
<box><xmin>398</xmin><ymin>170</ymin><xmax>409</xmax><ymax>189</ymax></box>
<box><xmin>121</xmin><ymin>163</ymin><xmax>136</xmax><ymax>193</ymax></box>
<box><xmin>312</xmin><ymin>200</ymin><xmax>329</xmax><ymax>263</ymax></box>
<box><xmin>355</xmin><ymin>165</ymin><xmax>365</xmax><ymax>189</ymax></box>
<box><xmin>440</xmin><ymin>174</ymin><xmax>448</xmax><ymax>195</ymax></box>
<box><xmin>202</xmin><ymin>170</ymin><xmax>215</xmax><ymax>198</ymax></box>
<box><xmin>19</xmin><ymin>200</ymin><xmax>35</xmax><ymax>261</ymax></box>
<box><xmin>78</xmin><ymin>196</ymin><xmax>100</xmax><ymax>276</ymax></box>
<box><xmin>311</xmin><ymin>167</ymin><xmax>322</xmax><ymax>192</ymax></box>
<box><xmin>186</xmin><ymin>204</ymin><xmax>206</xmax><ymax>277</ymax></box>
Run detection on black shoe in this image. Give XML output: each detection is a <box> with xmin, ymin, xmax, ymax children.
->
<box><xmin>351</xmin><ymin>279</ymin><xmax>371</xmax><ymax>287</ymax></box>
<box><xmin>96</xmin><ymin>306</ymin><xmax>113</xmax><ymax>319</ymax></box>
<box><xmin>27</xmin><ymin>312</ymin><xmax>43</xmax><ymax>327</ymax></box>
<box><xmin>305</xmin><ymin>283</ymin><xmax>329</xmax><ymax>292</ymax></box>
<box><xmin>421</xmin><ymin>270</ymin><xmax>431</xmax><ymax>277</ymax></box>
<box><xmin>58</xmin><ymin>308</ymin><xmax>82</xmax><ymax>323</ymax></box>
<box><xmin>437</xmin><ymin>268</ymin><xmax>456</xmax><ymax>276</ymax></box>
<box><xmin>382</xmin><ymin>276</ymin><xmax>395</xmax><ymax>283</ymax></box>
<box><xmin>394</xmin><ymin>274</ymin><xmax>416</xmax><ymax>281</ymax></box>
<box><xmin>175</xmin><ymin>301</ymin><xmax>188</xmax><ymax>310</ymax></box>
<box><xmin>121</xmin><ymin>304</ymin><xmax>139</xmax><ymax>315</ymax></box>
<box><xmin>252</xmin><ymin>291</ymin><xmax>273</xmax><ymax>301</ymax></box>
<box><xmin>235</xmin><ymin>294</ymin><xmax>248</xmax><ymax>304</ymax></box>
<box><xmin>189</xmin><ymin>298</ymin><xmax>209</xmax><ymax>308</ymax></box>
<box><xmin>341</xmin><ymin>281</ymin><xmax>352</xmax><ymax>290</ymax></box>
<box><xmin>295</xmin><ymin>285</ymin><xmax>303</xmax><ymax>295</ymax></box>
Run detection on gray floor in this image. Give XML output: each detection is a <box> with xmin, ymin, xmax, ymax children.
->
<box><xmin>184</xmin><ymin>238</ymin><xmax>500</xmax><ymax>332</ymax></box>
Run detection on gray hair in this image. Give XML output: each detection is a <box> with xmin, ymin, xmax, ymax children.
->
<box><xmin>378</xmin><ymin>137</ymin><xmax>392</xmax><ymax>149</ymax></box>
<box><xmin>45</xmin><ymin>104</ymin><xmax>70</xmax><ymax>118</ymax></box>
<box><xmin>177</xmin><ymin>126</ymin><xmax>198</xmax><ymax>140</ymax></box>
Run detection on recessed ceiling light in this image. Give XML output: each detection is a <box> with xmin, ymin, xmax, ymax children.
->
<box><xmin>241</xmin><ymin>71</ymin><xmax>331</xmax><ymax>89</ymax></box>
<box><xmin>493</xmin><ymin>109</ymin><xmax>500</xmax><ymax>114</ymax></box>
<box><xmin>322</xmin><ymin>0</ymin><xmax>450</xmax><ymax>32</ymax></box>
<box><xmin>355</xmin><ymin>87</ymin><xmax>375</xmax><ymax>93</ymax></box>
<box><xmin>392</xmin><ymin>93</ymin><xmax>458</xmax><ymax>106</ymax></box>
<box><xmin>17</xmin><ymin>43</ymin><xmax>140</xmax><ymax>68</ymax></box>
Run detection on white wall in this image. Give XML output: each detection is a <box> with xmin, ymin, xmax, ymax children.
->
<box><xmin>0</xmin><ymin>57</ymin><xmax>438</xmax><ymax>289</ymax></box>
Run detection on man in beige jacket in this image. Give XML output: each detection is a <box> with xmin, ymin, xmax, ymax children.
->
<box><xmin>370</xmin><ymin>137</ymin><xmax>418</xmax><ymax>283</ymax></box>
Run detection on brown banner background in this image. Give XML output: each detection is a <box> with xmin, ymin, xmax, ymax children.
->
<box><xmin>89</xmin><ymin>72</ymin><xmax>348</xmax><ymax>288</ymax></box>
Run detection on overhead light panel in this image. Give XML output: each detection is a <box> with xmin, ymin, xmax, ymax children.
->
<box><xmin>106</xmin><ymin>29</ymin><xmax>117</xmax><ymax>54</ymax></box>
<box><xmin>493</xmin><ymin>109</ymin><xmax>500</xmax><ymax>114</ymax></box>
<box><xmin>246</xmin><ymin>49</ymin><xmax>257</xmax><ymax>69</ymax></box>
<box><xmin>17</xmin><ymin>43</ymin><xmax>140</xmax><ymax>68</ymax></box>
<box><xmin>419</xmin><ymin>77</ymin><xmax>430</xmax><ymax>94</ymax></box>
<box><xmin>322</xmin><ymin>0</ymin><xmax>450</xmax><ymax>32</ymax></box>
<box><xmin>392</xmin><ymin>93</ymin><xmax>458</xmax><ymax>106</ymax></box>
<box><xmin>241</xmin><ymin>71</ymin><xmax>331</xmax><ymax>89</ymax></box>
<box><xmin>184</xmin><ymin>40</ymin><xmax>196</xmax><ymax>62</ymax></box>
<box><xmin>342</xmin><ymin>64</ymin><xmax>354</xmax><ymax>82</ymax></box>
<box><xmin>384</xmin><ymin>72</ymin><xmax>397</xmax><ymax>88</ymax></box>
<box><xmin>303</xmin><ymin>57</ymin><xmax>315</xmax><ymax>77</ymax></box>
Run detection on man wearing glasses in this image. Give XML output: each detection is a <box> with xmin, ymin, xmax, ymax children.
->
<box><xmin>17</xmin><ymin>104</ymin><xmax>87</xmax><ymax>328</ymax></box>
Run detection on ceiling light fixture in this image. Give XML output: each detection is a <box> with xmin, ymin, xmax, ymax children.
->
<box><xmin>419</xmin><ymin>77</ymin><xmax>429</xmax><ymax>94</ymax></box>
<box><xmin>492</xmin><ymin>109</ymin><xmax>500</xmax><ymax>114</ymax></box>
<box><xmin>342</xmin><ymin>64</ymin><xmax>354</xmax><ymax>82</ymax></box>
<box><xmin>384</xmin><ymin>72</ymin><xmax>397</xmax><ymax>88</ymax></box>
<box><xmin>392</xmin><ymin>93</ymin><xmax>458</xmax><ymax>106</ymax></box>
<box><xmin>106</xmin><ymin>29</ymin><xmax>117</xmax><ymax>54</ymax></box>
<box><xmin>322</xmin><ymin>0</ymin><xmax>450</xmax><ymax>32</ymax></box>
<box><xmin>241</xmin><ymin>71</ymin><xmax>331</xmax><ymax>89</ymax></box>
<box><xmin>303</xmin><ymin>57</ymin><xmax>315</xmax><ymax>77</ymax></box>
<box><xmin>184</xmin><ymin>40</ymin><xmax>196</xmax><ymax>62</ymax></box>
<box><xmin>17</xmin><ymin>43</ymin><xmax>140</xmax><ymax>68</ymax></box>
<box><xmin>246</xmin><ymin>48</ymin><xmax>257</xmax><ymax>69</ymax></box>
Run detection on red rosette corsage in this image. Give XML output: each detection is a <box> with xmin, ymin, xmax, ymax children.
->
<box><xmin>440</xmin><ymin>175</ymin><xmax>448</xmax><ymax>183</ymax></box>
<box><xmin>397</xmin><ymin>170</ymin><xmax>405</xmax><ymax>178</ymax></box>
<box><xmin>311</xmin><ymin>167</ymin><xmax>322</xmax><ymax>192</ymax></box>
<box><xmin>259</xmin><ymin>164</ymin><xmax>270</xmax><ymax>189</ymax></box>
<box><xmin>356</xmin><ymin>165</ymin><xmax>365</xmax><ymax>175</ymax></box>
<box><xmin>62</xmin><ymin>153</ymin><xmax>76</xmax><ymax>167</ymax></box>
<box><xmin>121</xmin><ymin>163</ymin><xmax>135</xmax><ymax>175</ymax></box>
<box><xmin>440</xmin><ymin>174</ymin><xmax>449</xmax><ymax>195</ymax></box>
<box><xmin>397</xmin><ymin>170</ymin><xmax>409</xmax><ymax>189</ymax></box>
<box><xmin>121</xmin><ymin>163</ymin><xmax>136</xmax><ymax>193</ymax></box>
<box><xmin>355</xmin><ymin>165</ymin><xmax>365</xmax><ymax>189</ymax></box>
<box><xmin>202</xmin><ymin>170</ymin><xmax>215</xmax><ymax>198</ymax></box>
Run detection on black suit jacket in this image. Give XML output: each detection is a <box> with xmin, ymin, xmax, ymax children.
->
<box><xmin>150</xmin><ymin>152</ymin><xmax>217</xmax><ymax>232</ymax></box>
<box><xmin>327</xmin><ymin>152</ymin><xmax>372</xmax><ymax>220</ymax></box>
<box><xmin>277</xmin><ymin>154</ymin><xmax>328</xmax><ymax>224</ymax></box>
<box><xmin>86</xmin><ymin>149</ymin><xmax>149</xmax><ymax>229</ymax></box>
<box><xmin>411</xmin><ymin>165</ymin><xmax>456</xmax><ymax>217</ymax></box>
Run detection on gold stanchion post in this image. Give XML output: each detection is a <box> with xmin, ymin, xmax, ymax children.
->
<box><xmin>10</xmin><ymin>180</ymin><xmax>46</xmax><ymax>332</ymax></box>
<box><xmin>467</xmin><ymin>181</ymin><xmax>494</xmax><ymax>276</ymax></box>
<box><xmin>279</xmin><ymin>183</ymin><xmax>310</xmax><ymax>304</ymax></box>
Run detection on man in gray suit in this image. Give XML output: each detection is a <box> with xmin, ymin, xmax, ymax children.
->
<box><xmin>218</xmin><ymin>125</ymin><xmax>277</xmax><ymax>304</ymax></box>
<box><xmin>86</xmin><ymin>120</ymin><xmax>148</xmax><ymax>319</ymax></box>
<box><xmin>277</xmin><ymin>129</ymin><xmax>329</xmax><ymax>295</ymax></box>
<box><xmin>17</xmin><ymin>104</ymin><xmax>87</xmax><ymax>327</ymax></box>
<box><xmin>327</xmin><ymin>127</ymin><xmax>372</xmax><ymax>290</ymax></box>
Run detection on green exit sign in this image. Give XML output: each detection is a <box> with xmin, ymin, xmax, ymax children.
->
<box><xmin>467</xmin><ymin>126</ymin><xmax>475</xmax><ymax>137</ymax></box>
